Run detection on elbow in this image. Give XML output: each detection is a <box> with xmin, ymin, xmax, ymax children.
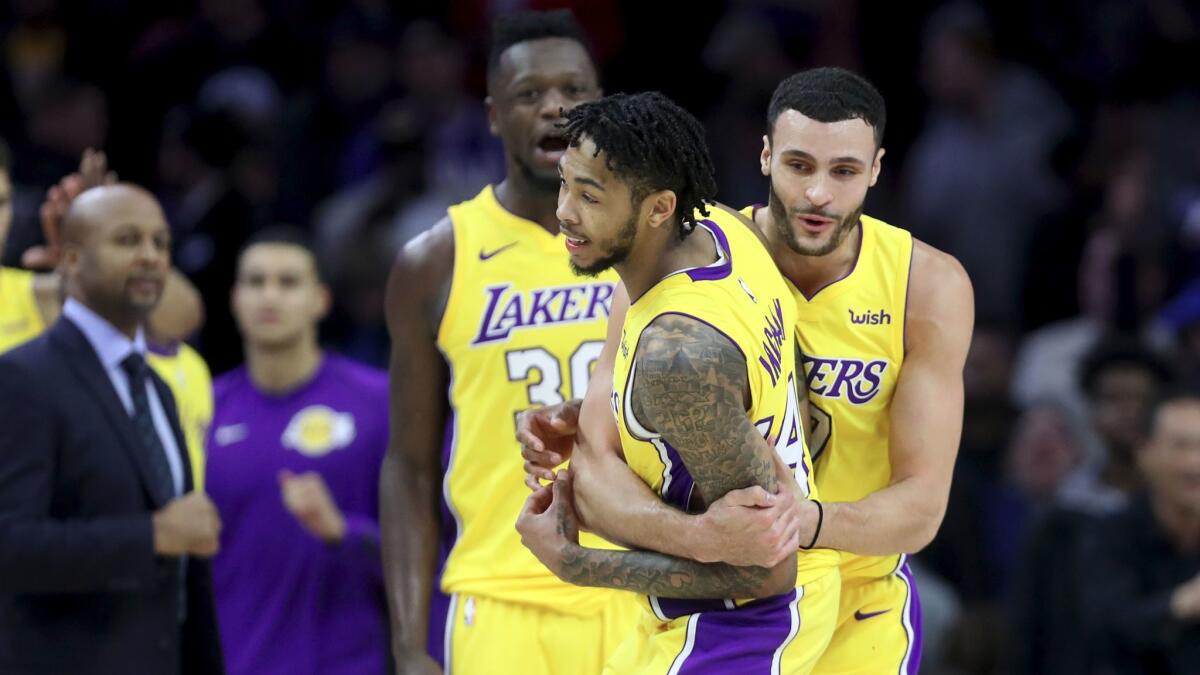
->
<box><xmin>757</xmin><ymin>555</ymin><xmax>798</xmax><ymax>597</ymax></box>
<box><xmin>903</xmin><ymin>496</ymin><xmax>948</xmax><ymax>554</ymax></box>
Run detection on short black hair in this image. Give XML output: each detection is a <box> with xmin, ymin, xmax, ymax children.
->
<box><xmin>767</xmin><ymin>67</ymin><xmax>887</xmax><ymax>147</ymax></box>
<box><xmin>487</xmin><ymin>9</ymin><xmax>590</xmax><ymax>83</ymax></box>
<box><xmin>1079</xmin><ymin>340</ymin><xmax>1172</xmax><ymax>398</ymax></box>
<box><xmin>562</xmin><ymin>92</ymin><xmax>717</xmax><ymax>238</ymax></box>
<box><xmin>238</xmin><ymin>226</ymin><xmax>325</xmax><ymax>281</ymax></box>
<box><xmin>1139</xmin><ymin>387</ymin><xmax>1200</xmax><ymax>438</ymax></box>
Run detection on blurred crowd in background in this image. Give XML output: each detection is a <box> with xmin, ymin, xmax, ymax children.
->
<box><xmin>0</xmin><ymin>0</ymin><xmax>1198</xmax><ymax>673</ymax></box>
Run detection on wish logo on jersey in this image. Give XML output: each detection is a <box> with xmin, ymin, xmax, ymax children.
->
<box><xmin>282</xmin><ymin>405</ymin><xmax>357</xmax><ymax>457</ymax></box>
<box><xmin>472</xmin><ymin>282</ymin><xmax>614</xmax><ymax>345</ymax></box>
<box><xmin>802</xmin><ymin>355</ymin><xmax>889</xmax><ymax>404</ymax></box>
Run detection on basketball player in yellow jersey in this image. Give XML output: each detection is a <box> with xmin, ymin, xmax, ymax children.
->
<box><xmin>516</xmin><ymin>92</ymin><xmax>838</xmax><ymax>674</ymax></box>
<box><xmin>380</xmin><ymin>10</ymin><xmax>636</xmax><ymax>675</ymax></box>
<box><xmin>520</xmin><ymin>68</ymin><xmax>975</xmax><ymax>674</ymax></box>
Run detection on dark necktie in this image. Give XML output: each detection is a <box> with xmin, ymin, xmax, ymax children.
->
<box><xmin>120</xmin><ymin>352</ymin><xmax>175</xmax><ymax>505</ymax></box>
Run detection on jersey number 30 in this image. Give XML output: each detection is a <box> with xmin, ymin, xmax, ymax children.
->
<box><xmin>506</xmin><ymin>341</ymin><xmax>605</xmax><ymax>407</ymax></box>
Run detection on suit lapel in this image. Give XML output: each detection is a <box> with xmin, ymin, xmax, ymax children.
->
<box><xmin>49</xmin><ymin>319</ymin><xmax>168</xmax><ymax>508</ymax></box>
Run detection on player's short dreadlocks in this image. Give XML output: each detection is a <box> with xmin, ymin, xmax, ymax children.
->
<box><xmin>561</xmin><ymin>92</ymin><xmax>717</xmax><ymax>239</ymax></box>
<box><xmin>768</xmin><ymin>67</ymin><xmax>886</xmax><ymax>147</ymax></box>
<box><xmin>487</xmin><ymin>10</ymin><xmax>590</xmax><ymax>84</ymax></box>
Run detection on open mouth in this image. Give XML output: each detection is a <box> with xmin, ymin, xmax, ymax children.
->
<box><xmin>535</xmin><ymin>134</ymin><xmax>568</xmax><ymax>163</ymax></box>
<box><xmin>796</xmin><ymin>214</ymin><xmax>836</xmax><ymax>233</ymax></box>
<box><xmin>560</xmin><ymin>225</ymin><xmax>589</xmax><ymax>252</ymax></box>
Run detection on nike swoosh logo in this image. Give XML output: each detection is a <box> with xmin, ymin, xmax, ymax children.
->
<box><xmin>854</xmin><ymin>608</ymin><xmax>892</xmax><ymax>621</ymax></box>
<box><xmin>214</xmin><ymin>423</ymin><xmax>249</xmax><ymax>446</ymax></box>
<box><xmin>479</xmin><ymin>242</ymin><xmax>517</xmax><ymax>261</ymax></box>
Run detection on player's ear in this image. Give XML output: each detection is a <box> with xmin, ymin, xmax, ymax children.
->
<box><xmin>760</xmin><ymin>135</ymin><xmax>772</xmax><ymax>177</ymax></box>
<box><xmin>485</xmin><ymin>96</ymin><xmax>500</xmax><ymax>137</ymax></box>
<box><xmin>869</xmin><ymin>146</ymin><xmax>885</xmax><ymax>187</ymax></box>
<box><xmin>316</xmin><ymin>284</ymin><xmax>333</xmax><ymax>322</ymax></box>
<box><xmin>645</xmin><ymin>190</ymin><xmax>677</xmax><ymax>231</ymax></box>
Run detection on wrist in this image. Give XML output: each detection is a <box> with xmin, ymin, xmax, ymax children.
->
<box><xmin>686</xmin><ymin>511</ymin><xmax>717</xmax><ymax>563</ymax></box>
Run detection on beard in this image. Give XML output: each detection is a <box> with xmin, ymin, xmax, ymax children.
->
<box><xmin>767</xmin><ymin>179</ymin><xmax>863</xmax><ymax>257</ymax></box>
<box><xmin>569</xmin><ymin>211</ymin><xmax>639</xmax><ymax>277</ymax></box>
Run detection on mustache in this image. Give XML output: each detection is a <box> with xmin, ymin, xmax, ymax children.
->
<box><xmin>788</xmin><ymin>206</ymin><xmax>841</xmax><ymax>220</ymax></box>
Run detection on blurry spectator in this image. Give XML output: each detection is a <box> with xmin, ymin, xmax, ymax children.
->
<box><xmin>312</xmin><ymin>101</ymin><xmax>440</xmax><ymax>366</ymax></box>
<box><xmin>1009</xmin><ymin>341</ymin><xmax>1173</xmax><ymax>674</ymax></box>
<box><xmin>1060</xmin><ymin>341</ymin><xmax>1172</xmax><ymax>509</ymax></box>
<box><xmin>275</xmin><ymin>8</ymin><xmax>399</xmax><ymax>224</ymax></box>
<box><xmin>903</xmin><ymin>1</ymin><xmax>1072</xmax><ymax>325</ymax></box>
<box><xmin>158</xmin><ymin>106</ymin><xmax>260</xmax><ymax>374</ymax></box>
<box><xmin>397</xmin><ymin>19</ymin><xmax>502</xmax><ymax>201</ymax></box>
<box><xmin>1088</xmin><ymin>390</ymin><xmax>1200</xmax><ymax>673</ymax></box>
<box><xmin>207</xmin><ymin>228</ymin><xmax>387</xmax><ymax>675</ymax></box>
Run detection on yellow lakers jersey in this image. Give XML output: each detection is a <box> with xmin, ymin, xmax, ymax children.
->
<box><xmin>148</xmin><ymin>343</ymin><xmax>214</xmax><ymax>492</ymax></box>
<box><xmin>437</xmin><ymin>185</ymin><xmax>622</xmax><ymax>614</ymax></box>
<box><xmin>0</xmin><ymin>266</ymin><xmax>46</xmax><ymax>354</ymax></box>
<box><xmin>613</xmin><ymin>208</ymin><xmax>838</xmax><ymax>620</ymax></box>
<box><xmin>743</xmin><ymin>207</ymin><xmax>913</xmax><ymax>580</ymax></box>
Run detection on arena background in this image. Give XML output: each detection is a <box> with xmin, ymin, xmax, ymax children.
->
<box><xmin>0</xmin><ymin>1</ymin><xmax>1198</xmax><ymax>673</ymax></box>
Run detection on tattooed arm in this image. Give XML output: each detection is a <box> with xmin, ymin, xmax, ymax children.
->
<box><xmin>517</xmin><ymin>314</ymin><xmax>798</xmax><ymax>599</ymax></box>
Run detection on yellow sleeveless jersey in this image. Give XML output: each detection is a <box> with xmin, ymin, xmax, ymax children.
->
<box><xmin>0</xmin><ymin>267</ymin><xmax>46</xmax><ymax>354</ymax></box>
<box><xmin>743</xmin><ymin>207</ymin><xmax>913</xmax><ymax>580</ymax></box>
<box><xmin>436</xmin><ymin>185</ymin><xmax>621</xmax><ymax>614</ymax></box>
<box><xmin>613</xmin><ymin>208</ymin><xmax>838</xmax><ymax>621</ymax></box>
<box><xmin>148</xmin><ymin>343</ymin><xmax>213</xmax><ymax>492</ymax></box>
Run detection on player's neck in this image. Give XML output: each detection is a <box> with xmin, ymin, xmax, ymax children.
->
<box><xmin>244</xmin><ymin>337</ymin><xmax>322</xmax><ymax>395</ymax></box>
<box><xmin>759</xmin><ymin>208</ymin><xmax>862</xmax><ymax>297</ymax></box>
<box><xmin>618</xmin><ymin>224</ymin><xmax>715</xmax><ymax>303</ymax></box>
<box><xmin>494</xmin><ymin>176</ymin><xmax>560</xmax><ymax>236</ymax></box>
<box><xmin>1151</xmin><ymin>494</ymin><xmax>1200</xmax><ymax>553</ymax></box>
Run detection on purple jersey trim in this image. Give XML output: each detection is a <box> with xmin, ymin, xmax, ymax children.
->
<box><xmin>898</xmin><ymin>559</ymin><xmax>924</xmax><ymax>675</ymax></box>
<box><xmin>428</xmin><ymin>405</ymin><xmax>459</xmax><ymax>667</ymax></box>
<box><xmin>686</xmin><ymin>220</ymin><xmax>734</xmax><ymax>282</ymax></box>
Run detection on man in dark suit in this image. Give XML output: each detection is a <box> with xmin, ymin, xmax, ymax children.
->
<box><xmin>0</xmin><ymin>183</ymin><xmax>225</xmax><ymax>674</ymax></box>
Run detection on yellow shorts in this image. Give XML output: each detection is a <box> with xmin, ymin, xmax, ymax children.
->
<box><xmin>440</xmin><ymin>591</ymin><xmax>639</xmax><ymax>675</ymax></box>
<box><xmin>813</xmin><ymin>555</ymin><xmax>922</xmax><ymax>675</ymax></box>
<box><xmin>604</xmin><ymin>569</ymin><xmax>839</xmax><ymax>675</ymax></box>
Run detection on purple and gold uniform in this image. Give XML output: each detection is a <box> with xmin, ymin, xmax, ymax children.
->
<box><xmin>207</xmin><ymin>354</ymin><xmax>388</xmax><ymax>675</ymax></box>
<box><xmin>607</xmin><ymin>208</ymin><xmax>840</xmax><ymax>674</ymax></box>
<box><xmin>434</xmin><ymin>186</ymin><xmax>638</xmax><ymax>674</ymax></box>
<box><xmin>744</xmin><ymin>206</ymin><xmax>923</xmax><ymax>675</ymax></box>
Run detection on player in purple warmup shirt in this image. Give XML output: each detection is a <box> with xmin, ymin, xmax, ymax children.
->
<box><xmin>206</xmin><ymin>228</ymin><xmax>389</xmax><ymax>675</ymax></box>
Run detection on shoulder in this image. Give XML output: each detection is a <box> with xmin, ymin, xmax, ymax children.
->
<box><xmin>327</xmin><ymin>353</ymin><xmax>388</xmax><ymax>394</ymax></box>
<box><xmin>635</xmin><ymin>312</ymin><xmax>747</xmax><ymax>379</ymax></box>
<box><xmin>212</xmin><ymin>366</ymin><xmax>249</xmax><ymax>403</ymax></box>
<box><xmin>386</xmin><ymin>214</ymin><xmax>455</xmax><ymax>330</ymax></box>
<box><xmin>906</xmin><ymin>238</ymin><xmax>974</xmax><ymax>352</ymax></box>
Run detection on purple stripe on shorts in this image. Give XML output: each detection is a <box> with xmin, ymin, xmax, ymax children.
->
<box><xmin>686</xmin><ymin>220</ymin><xmax>734</xmax><ymax>282</ymax></box>
<box><xmin>899</xmin><ymin>561</ymin><xmax>923</xmax><ymax>675</ymax></box>
<box><xmin>677</xmin><ymin>590</ymin><xmax>799</xmax><ymax>674</ymax></box>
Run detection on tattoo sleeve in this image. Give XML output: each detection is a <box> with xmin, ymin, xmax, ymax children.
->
<box><xmin>558</xmin><ymin>314</ymin><xmax>792</xmax><ymax>599</ymax></box>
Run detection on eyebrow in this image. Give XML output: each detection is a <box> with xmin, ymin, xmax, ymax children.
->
<box><xmin>779</xmin><ymin>149</ymin><xmax>867</xmax><ymax>167</ymax></box>
<box><xmin>559</xmin><ymin>167</ymin><xmax>607</xmax><ymax>191</ymax></box>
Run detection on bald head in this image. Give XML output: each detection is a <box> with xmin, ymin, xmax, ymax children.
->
<box><xmin>62</xmin><ymin>183</ymin><xmax>165</xmax><ymax>245</ymax></box>
<box><xmin>61</xmin><ymin>183</ymin><xmax>171</xmax><ymax>334</ymax></box>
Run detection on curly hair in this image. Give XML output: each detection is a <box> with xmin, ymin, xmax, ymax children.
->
<box><xmin>561</xmin><ymin>92</ymin><xmax>717</xmax><ymax>238</ymax></box>
<box><xmin>768</xmin><ymin>67</ymin><xmax>886</xmax><ymax>147</ymax></box>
